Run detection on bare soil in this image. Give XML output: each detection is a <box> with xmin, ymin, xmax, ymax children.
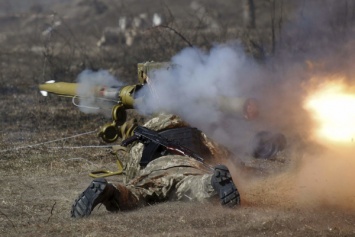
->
<box><xmin>1</xmin><ymin>1</ymin><xmax>355</xmax><ymax>236</ymax></box>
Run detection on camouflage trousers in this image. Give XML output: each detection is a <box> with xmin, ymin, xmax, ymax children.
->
<box><xmin>113</xmin><ymin>155</ymin><xmax>217</xmax><ymax>207</ymax></box>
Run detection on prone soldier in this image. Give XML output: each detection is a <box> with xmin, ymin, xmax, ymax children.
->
<box><xmin>38</xmin><ymin>62</ymin><xmax>262</xmax><ymax>217</ymax></box>
<box><xmin>71</xmin><ymin>113</ymin><xmax>241</xmax><ymax>217</ymax></box>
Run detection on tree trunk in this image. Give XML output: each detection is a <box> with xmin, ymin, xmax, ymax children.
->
<box><xmin>243</xmin><ymin>0</ymin><xmax>256</xmax><ymax>28</ymax></box>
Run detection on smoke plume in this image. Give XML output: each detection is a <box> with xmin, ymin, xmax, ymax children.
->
<box><xmin>76</xmin><ymin>69</ymin><xmax>124</xmax><ymax>117</ymax></box>
<box><xmin>136</xmin><ymin>43</ymin><xmax>268</xmax><ymax>152</ymax></box>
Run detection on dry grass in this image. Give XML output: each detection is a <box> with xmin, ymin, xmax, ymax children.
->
<box><xmin>1</xmin><ymin>0</ymin><xmax>355</xmax><ymax>236</ymax></box>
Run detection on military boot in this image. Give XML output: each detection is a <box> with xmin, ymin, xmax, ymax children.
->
<box><xmin>71</xmin><ymin>178</ymin><xmax>119</xmax><ymax>218</ymax></box>
<box><xmin>71</xmin><ymin>178</ymin><xmax>140</xmax><ymax>218</ymax></box>
<box><xmin>211</xmin><ymin>164</ymin><xmax>240</xmax><ymax>207</ymax></box>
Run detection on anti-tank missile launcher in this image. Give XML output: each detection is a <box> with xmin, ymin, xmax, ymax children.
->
<box><xmin>39</xmin><ymin>81</ymin><xmax>141</xmax><ymax>110</ymax></box>
<box><xmin>39</xmin><ymin>61</ymin><xmax>259</xmax><ymax>143</ymax></box>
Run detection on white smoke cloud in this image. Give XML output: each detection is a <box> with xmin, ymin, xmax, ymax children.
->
<box><xmin>136</xmin><ymin>43</ymin><xmax>266</xmax><ymax>152</ymax></box>
<box><xmin>76</xmin><ymin>69</ymin><xmax>124</xmax><ymax>117</ymax></box>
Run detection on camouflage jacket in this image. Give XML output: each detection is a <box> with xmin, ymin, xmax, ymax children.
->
<box><xmin>122</xmin><ymin>113</ymin><xmax>233</xmax><ymax>183</ymax></box>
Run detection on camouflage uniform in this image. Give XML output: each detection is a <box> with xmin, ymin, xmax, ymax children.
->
<box><xmin>124</xmin><ymin>155</ymin><xmax>215</xmax><ymax>205</ymax></box>
<box><xmin>71</xmin><ymin>113</ymin><xmax>239</xmax><ymax>217</ymax></box>
<box><xmin>121</xmin><ymin>113</ymin><xmax>229</xmax><ymax>204</ymax></box>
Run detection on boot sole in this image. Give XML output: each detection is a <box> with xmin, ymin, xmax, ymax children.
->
<box><xmin>212</xmin><ymin>165</ymin><xmax>240</xmax><ymax>207</ymax></box>
<box><xmin>71</xmin><ymin>178</ymin><xmax>107</xmax><ymax>218</ymax></box>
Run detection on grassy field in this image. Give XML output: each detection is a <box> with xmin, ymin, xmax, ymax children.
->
<box><xmin>1</xmin><ymin>0</ymin><xmax>355</xmax><ymax>236</ymax></box>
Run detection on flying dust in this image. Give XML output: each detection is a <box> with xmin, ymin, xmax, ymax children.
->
<box><xmin>230</xmin><ymin>57</ymin><xmax>355</xmax><ymax>213</ymax></box>
<box><xmin>234</xmin><ymin>141</ymin><xmax>355</xmax><ymax>212</ymax></box>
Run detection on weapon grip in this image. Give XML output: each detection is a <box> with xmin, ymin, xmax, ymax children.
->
<box><xmin>121</xmin><ymin>135</ymin><xmax>139</xmax><ymax>146</ymax></box>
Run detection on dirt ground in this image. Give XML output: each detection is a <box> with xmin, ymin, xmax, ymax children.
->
<box><xmin>1</xmin><ymin>0</ymin><xmax>355</xmax><ymax>236</ymax></box>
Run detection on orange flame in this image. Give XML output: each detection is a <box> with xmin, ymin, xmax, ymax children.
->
<box><xmin>304</xmin><ymin>77</ymin><xmax>355</xmax><ymax>143</ymax></box>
